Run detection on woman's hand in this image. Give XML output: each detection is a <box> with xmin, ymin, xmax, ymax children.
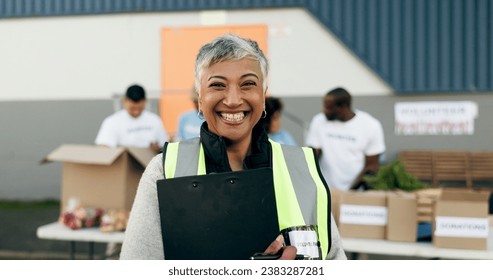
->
<box><xmin>264</xmin><ymin>235</ymin><xmax>297</xmax><ymax>260</ymax></box>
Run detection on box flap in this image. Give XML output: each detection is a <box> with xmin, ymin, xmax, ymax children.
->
<box><xmin>41</xmin><ymin>144</ymin><xmax>125</xmax><ymax>165</ymax></box>
<box><xmin>126</xmin><ymin>147</ymin><xmax>156</xmax><ymax>167</ymax></box>
<box><xmin>341</xmin><ymin>191</ymin><xmax>386</xmax><ymax>206</ymax></box>
<box><xmin>414</xmin><ymin>188</ymin><xmax>442</xmax><ymax>199</ymax></box>
<box><xmin>387</xmin><ymin>190</ymin><xmax>416</xmax><ymax>200</ymax></box>
<box><xmin>439</xmin><ymin>188</ymin><xmax>490</xmax><ymax>202</ymax></box>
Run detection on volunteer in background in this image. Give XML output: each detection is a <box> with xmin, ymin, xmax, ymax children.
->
<box><xmin>306</xmin><ymin>87</ymin><xmax>386</xmax><ymax>191</ymax></box>
<box><xmin>95</xmin><ymin>84</ymin><xmax>169</xmax><ymax>153</ymax></box>
<box><xmin>259</xmin><ymin>96</ymin><xmax>297</xmax><ymax>146</ymax></box>
<box><xmin>174</xmin><ymin>88</ymin><xmax>204</xmax><ymax>141</ymax></box>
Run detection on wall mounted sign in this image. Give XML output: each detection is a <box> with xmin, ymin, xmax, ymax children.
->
<box><xmin>395</xmin><ymin>101</ymin><xmax>478</xmax><ymax>135</ymax></box>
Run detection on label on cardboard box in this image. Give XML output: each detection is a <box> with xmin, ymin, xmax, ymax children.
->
<box><xmin>339</xmin><ymin>204</ymin><xmax>388</xmax><ymax>226</ymax></box>
<box><xmin>435</xmin><ymin>216</ymin><xmax>489</xmax><ymax>238</ymax></box>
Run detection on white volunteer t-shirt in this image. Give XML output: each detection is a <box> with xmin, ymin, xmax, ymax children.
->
<box><xmin>95</xmin><ymin>110</ymin><xmax>169</xmax><ymax>148</ymax></box>
<box><xmin>305</xmin><ymin>110</ymin><xmax>385</xmax><ymax>191</ymax></box>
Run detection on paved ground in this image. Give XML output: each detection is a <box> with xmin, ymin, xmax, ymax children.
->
<box><xmin>0</xmin><ymin>202</ymin><xmax>107</xmax><ymax>260</ymax></box>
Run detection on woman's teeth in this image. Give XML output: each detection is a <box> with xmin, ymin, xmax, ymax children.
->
<box><xmin>220</xmin><ymin>112</ymin><xmax>245</xmax><ymax>122</ymax></box>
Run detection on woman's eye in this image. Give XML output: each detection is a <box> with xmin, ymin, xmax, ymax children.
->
<box><xmin>209</xmin><ymin>82</ymin><xmax>225</xmax><ymax>88</ymax></box>
<box><xmin>241</xmin><ymin>81</ymin><xmax>257</xmax><ymax>87</ymax></box>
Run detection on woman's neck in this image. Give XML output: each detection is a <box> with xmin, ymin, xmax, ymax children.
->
<box><xmin>226</xmin><ymin>138</ymin><xmax>252</xmax><ymax>171</ymax></box>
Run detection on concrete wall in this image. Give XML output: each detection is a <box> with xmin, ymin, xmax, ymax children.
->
<box><xmin>2</xmin><ymin>8</ymin><xmax>491</xmax><ymax>200</ymax></box>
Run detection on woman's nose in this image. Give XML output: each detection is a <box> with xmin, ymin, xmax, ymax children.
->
<box><xmin>223</xmin><ymin>86</ymin><xmax>243</xmax><ymax>107</ymax></box>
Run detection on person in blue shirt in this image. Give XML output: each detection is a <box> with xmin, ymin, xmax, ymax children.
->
<box><xmin>175</xmin><ymin>88</ymin><xmax>205</xmax><ymax>141</ymax></box>
<box><xmin>261</xmin><ymin>96</ymin><xmax>298</xmax><ymax>146</ymax></box>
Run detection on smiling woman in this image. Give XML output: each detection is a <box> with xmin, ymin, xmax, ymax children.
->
<box><xmin>195</xmin><ymin>35</ymin><xmax>268</xmax><ymax>170</ymax></box>
<box><xmin>199</xmin><ymin>58</ymin><xmax>265</xmax><ymax>170</ymax></box>
<box><xmin>120</xmin><ymin>34</ymin><xmax>346</xmax><ymax>260</ymax></box>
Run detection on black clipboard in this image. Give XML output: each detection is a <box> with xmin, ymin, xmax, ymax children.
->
<box><xmin>156</xmin><ymin>167</ymin><xmax>279</xmax><ymax>260</ymax></box>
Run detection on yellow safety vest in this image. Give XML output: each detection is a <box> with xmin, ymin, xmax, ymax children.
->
<box><xmin>162</xmin><ymin>138</ymin><xmax>331</xmax><ymax>259</ymax></box>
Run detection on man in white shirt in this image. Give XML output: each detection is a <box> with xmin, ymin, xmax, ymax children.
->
<box><xmin>95</xmin><ymin>84</ymin><xmax>169</xmax><ymax>153</ymax></box>
<box><xmin>306</xmin><ymin>87</ymin><xmax>386</xmax><ymax>191</ymax></box>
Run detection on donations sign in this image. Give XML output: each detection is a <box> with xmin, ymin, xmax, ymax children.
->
<box><xmin>395</xmin><ymin>101</ymin><xmax>478</xmax><ymax>135</ymax></box>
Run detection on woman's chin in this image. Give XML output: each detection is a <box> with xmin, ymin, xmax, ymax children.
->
<box><xmin>218</xmin><ymin>129</ymin><xmax>251</xmax><ymax>143</ymax></box>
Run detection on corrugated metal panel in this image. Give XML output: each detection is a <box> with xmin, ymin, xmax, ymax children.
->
<box><xmin>1</xmin><ymin>0</ymin><xmax>492</xmax><ymax>93</ymax></box>
<box><xmin>0</xmin><ymin>0</ymin><xmax>300</xmax><ymax>17</ymax></box>
<box><xmin>307</xmin><ymin>0</ymin><xmax>493</xmax><ymax>93</ymax></box>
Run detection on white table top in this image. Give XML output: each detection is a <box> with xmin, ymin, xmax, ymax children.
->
<box><xmin>37</xmin><ymin>222</ymin><xmax>125</xmax><ymax>244</ymax></box>
<box><xmin>342</xmin><ymin>227</ymin><xmax>493</xmax><ymax>260</ymax></box>
<box><xmin>38</xmin><ymin>222</ymin><xmax>493</xmax><ymax>259</ymax></box>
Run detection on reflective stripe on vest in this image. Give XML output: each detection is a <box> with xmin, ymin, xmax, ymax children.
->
<box><xmin>164</xmin><ymin>138</ymin><xmax>205</xmax><ymax>178</ymax></box>
<box><xmin>162</xmin><ymin>138</ymin><xmax>330</xmax><ymax>259</ymax></box>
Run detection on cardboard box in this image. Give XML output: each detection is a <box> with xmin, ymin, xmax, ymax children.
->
<box><xmin>386</xmin><ymin>191</ymin><xmax>417</xmax><ymax>242</ymax></box>
<box><xmin>433</xmin><ymin>188</ymin><xmax>490</xmax><ymax>250</ymax></box>
<box><xmin>42</xmin><ymin>144</ymin><xmax>155</xmax><ymax>213</ymax></box>
<box><xmin>414</xmin><ymin>188</ymin><xmax>441</xmax><ymax>223</ymax></box>
<box><xmin>339</xmin><ymin>191</ymin><xmax>387</xmax><ymax>239</ymax></box>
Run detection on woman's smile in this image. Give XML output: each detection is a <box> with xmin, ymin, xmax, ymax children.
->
<box><xmin>219</xmin><ymin>111</ymin><xmax>247</xmax><ymax>122</ymax></box>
